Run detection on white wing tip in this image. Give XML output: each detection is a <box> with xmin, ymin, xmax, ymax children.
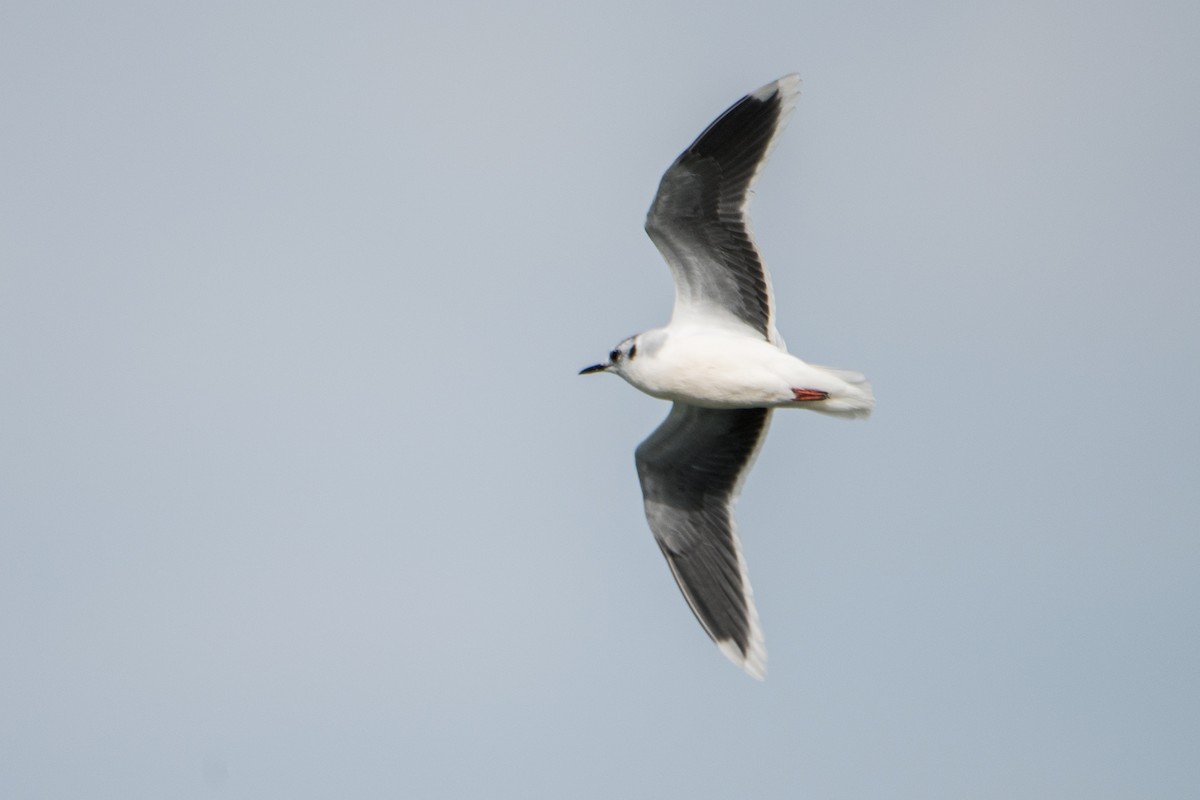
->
<box><xmin>717</xmin><ymin>630</ymin><xmax>768</xmax><ymax>680</ymax></box>
<box><xmin>751</xmin><ymin>73</ymin><xmax>802</xmax><ymax>105</ymax></box>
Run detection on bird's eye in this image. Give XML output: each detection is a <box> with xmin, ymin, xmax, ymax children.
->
<box><xmin>628</xmin><ymin>343</ymin><xmax>637</xmax><ymax>359</ymax></box>
<box><xmin>609</xmin><ymin>349</ymin><xmax>621</xmax><ymax>362</ymax></box>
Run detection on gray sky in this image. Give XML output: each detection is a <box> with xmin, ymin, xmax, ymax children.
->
<box><xmin>2</xmin><ymin>2</ymin><xmax>1198</xmax><ymax>797</ymax></box>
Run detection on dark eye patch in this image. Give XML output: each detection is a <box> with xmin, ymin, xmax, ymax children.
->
<box><xmin>610</xmin><ymin>349</ymin><xmax>621</xmax><ymax>362</ymax></box>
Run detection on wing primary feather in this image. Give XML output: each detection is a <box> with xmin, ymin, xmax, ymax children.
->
<box><xmin>635</xmin><ymin>404</ymin><xmax>772</xmax><ymax>678</ymax></box>
<box><xmin>644</xmin><ymin>75</ymin><xmax>800</xmax><ymax>345</ymax></box>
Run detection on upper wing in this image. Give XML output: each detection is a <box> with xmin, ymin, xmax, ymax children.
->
<box><xmin>644</xmin><ymin>75</ymin><xmax>800</xmax><ymax>345</ymax></box>
<box><xmin>634</xmin><ymin>403</ymin><xmax>772</xmax><ymax>679</ymax></box>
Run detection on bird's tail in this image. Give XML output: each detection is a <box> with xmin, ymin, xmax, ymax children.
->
<box><xmin>810</xmin><ymin>367</ymin><xmax>874</xmax><ymax>419</ymax></box>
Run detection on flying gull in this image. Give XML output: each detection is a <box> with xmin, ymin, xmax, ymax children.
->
<box><xmin>580</xmin><ymin>75</ymin><xmax>874</xmax><ymax>679</ymax></box>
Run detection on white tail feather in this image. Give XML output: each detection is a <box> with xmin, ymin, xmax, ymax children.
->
<box><xmin>811</xmin><ymin>367</ymin><xmax>874</xmax><ymax>418</ymax></box>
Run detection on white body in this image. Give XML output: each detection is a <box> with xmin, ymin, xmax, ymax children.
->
<box><xmin>612</xmin><ymin>326</ymin><xmax>874</xmax><ymax>417</ymax></box>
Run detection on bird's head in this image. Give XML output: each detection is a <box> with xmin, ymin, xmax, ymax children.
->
<box><xmin>579</xmin><ymin>336</ymin><xmax>639</xmax><ymax>376</ymax></box>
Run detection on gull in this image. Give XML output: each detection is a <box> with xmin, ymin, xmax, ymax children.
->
<box><xmin>580</xmin><ymin>75</ymin><xmax>874</xmax><ymax>679</ymax></box>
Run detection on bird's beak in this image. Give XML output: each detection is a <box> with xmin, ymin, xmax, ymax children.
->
<box><xmin>578</xmin><ymin>363</ymin><xmax>609</xmax><ymax>375</ymax></box>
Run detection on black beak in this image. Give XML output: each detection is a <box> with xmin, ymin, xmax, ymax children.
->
<box><xmin>578</xmin><ymin>363</ymin><xmax>609</xmax><ymax>375</ymax></box>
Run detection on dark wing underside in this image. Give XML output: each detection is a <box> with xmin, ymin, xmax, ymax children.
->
<box><xmin>644</xmin><ymin>75</ymin><xmax>800</xmax><ymax>344</ymax></box>
<box><xmin>634</xmin><ymin>403</ymin><xmax>772</xmax><ymax>678</ymax></box>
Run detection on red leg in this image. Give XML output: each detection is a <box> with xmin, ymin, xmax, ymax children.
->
<box><xmin>792</xmin><ymin>388</ymin><xmax>830</xmax><ymax>402</ymax></box>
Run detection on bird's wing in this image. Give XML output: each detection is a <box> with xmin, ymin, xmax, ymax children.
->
<box><xmin>644</xmin><ymin>74</ymin><xmax>800</xmax><ymax>347</ymax></box>
<box><xmin>634</xmin><ymin>403</ymin><xmax>772</xmax><ymax>678</ymax></box>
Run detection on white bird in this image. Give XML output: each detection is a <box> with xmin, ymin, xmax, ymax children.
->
<box><xmin>580</xmin><ymin>75</ymin><xmax>874</xmax><ymax>679</ymax></box>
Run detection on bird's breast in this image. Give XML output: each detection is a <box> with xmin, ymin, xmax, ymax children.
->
<box><xmin>622</xmin><ymin>334</ymin><xmax>796</xmax><ymax>408</ymax></box>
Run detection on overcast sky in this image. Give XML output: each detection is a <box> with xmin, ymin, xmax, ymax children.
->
<box><xmin>2</xmin><ymin>2</ymin><xmax>1198</xmax><ymax>798</ymax></box>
